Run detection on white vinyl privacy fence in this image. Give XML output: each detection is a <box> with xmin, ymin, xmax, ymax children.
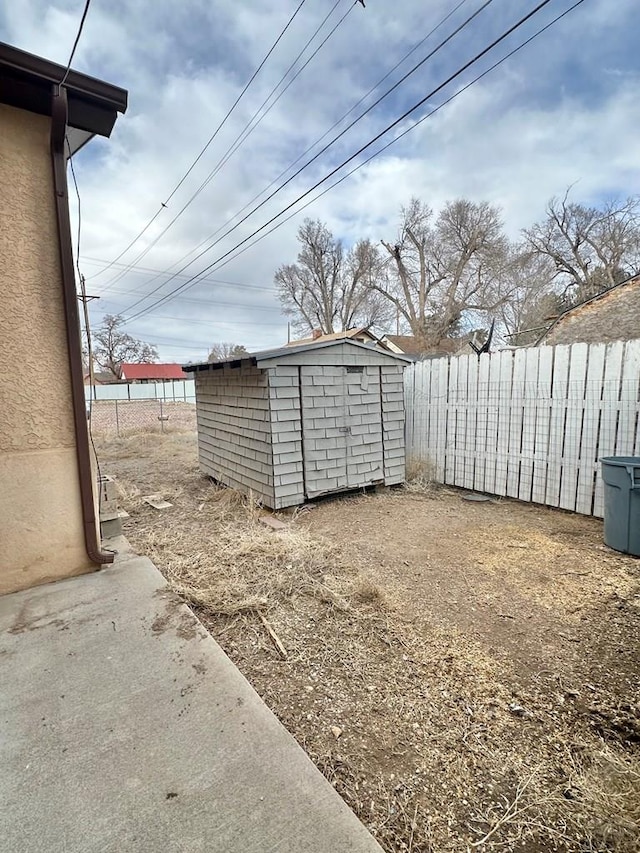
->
<box><xmin>404</xmin><ymin>341</ymin><xmax>640</xmax><ymax>518</ymax></box>
<box><xmin>85</xmin><ymin>379</ymin><xmax>195</xmax><ymax>402</ymax></box>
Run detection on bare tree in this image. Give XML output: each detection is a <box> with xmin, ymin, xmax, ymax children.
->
<box><xmin>208</xmin><ymin>342</ymin><xmax>249</xmax><ymax>362</ymax></box>
<box><xmin>376</xmin><ymin>199</ymin><xmax>509</xmax><ymax>349</ymax></box>
<box><xmin>495</xmin><ymin>247</ymin><xmax>562</xmax><ymax>345</ymax></box>
<box><xmin>524</xmin><ymin>191</ymin><xmax>640</xmax><ymax>303</ymax></box>
<box><xmin>275</xmin><ymin>219</ymin><xmax>389</xmax><ymax>335</ymax></box>
<box><xmin>93</xmin><ymin>314</ymin><xmax>158</xmax><ymax>378</ymax></box>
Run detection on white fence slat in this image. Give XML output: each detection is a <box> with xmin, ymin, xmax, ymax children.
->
<box><xmin>426</xmin><ymin>361</ymin><xmax>439</xmax><ymax>470</ymax></box>
<box><xmin>95</xmin><ymin>383</ymin><xmax>129</xmax><ymax>400</ymax></box>
<box><xmin>404</xmin><ymin>363</ymin><xmax>415</xmax><ymax>458</ymax></box>
<box><xmin>518</xmin><ymin>347</ymin><xmax>539</xmax><ymax>502</ymax></box>
<box><xmin>576</xmin><ymin>344</ymin><xmax>606</xmax><ymax>515</ymax></box>
<box><xmin>494</xmin><ymin>350</ymin><xmax>514</xmax><ymax>496</ymax></box>
<box><xmin>531</xmin><ymin>346</ymin><xmax>553</xmax><ymax>504</ymax></box>
<box><xmin>617</xmin><ymin>340</ymin><xmax>640</xmax><ymax>456</ymax></box>
<box><xmin>464</xmin><ymin>355</ymin><xmax>478</xmax><ymax>490</ymax></box>
<box><xmin>545</xmin><ymin>346</ymin><xmax>570</xmax><ymax>507</ymax></box>
<box><xmin>421</xmin><ymin>361</ymin><xmax>434</xmax><ymax>465</ymax></box>
<box><xmin>453</xmin><ymin>355</ymin><xmax>466</xmax><ymax>487</ymax></box>
<box><xmin>445</xmin><ymin>358</ymin><xmax>459</xmax><ymax>484</ymax></box>
<box><xmin>414</xmin><ymin>361</ymin><xmax>427</xmax><ymax>463</ymax></box>
<box><xmin>404</xmin><ymin>339</ymin><xmax>640</xmax><ymax>518</ymax></box>
<box><xmin>484</xmin><ymin>353</ymin><xmax>501</xmax><ymax>494</ymax></box>
<box><xmin>85</xmin><ymin>379</ymin><xmax>195</xmax><ymax>402</ymax></box>
<box><xmin>454</xmin><ymin>355</ymin><xmax>469</xmax><ymax>487</ymax></box>
<box><xmin>559</xmin><ymin>344</ymin><xmax>588</xmax><ymax>511</ymax></box>
<box><xmin>435</xmin><ymin>358</ymin><xmax>448</xmax><ymax>482</ymax></box>
<box><xmin>506</xmin><ymin>349</ymin><xmax>527</xmax><ymax>498</ymax></box>
<box><xmin>592</xmin><ymin>342</ymin><xmax>625</xmax><ymax>517</ymax></box>
<box><xmin>472</xmin><ymin>353</ymin><xmax>495</xmax><ymax>492</ymax></box>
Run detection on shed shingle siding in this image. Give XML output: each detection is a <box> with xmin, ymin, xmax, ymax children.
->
<box><xmin>188</xmin><ymin>341</ymin><xmax>408</xmax><ymax>509</ymax></box>
<box><xmin>381</xmin><ymin>365</ymin><xmax>406</xmax><ymax>484</ymax></box>
<box><xmin>195</xmin><ymin>366</ymin><xmax>274</xmax><ymax>505</ymax></box>
<box><xmin>269</xmin><ymin>365</ymin><xmax>305</xmax><ymax>508</ymax></box>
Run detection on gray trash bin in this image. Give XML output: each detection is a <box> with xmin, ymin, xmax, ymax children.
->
<box><xmin>601</xmin><ymin>457</ymin><xmax>640</xmax><ymax>556</ymax></box>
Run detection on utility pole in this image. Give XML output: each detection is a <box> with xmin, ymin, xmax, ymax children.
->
<box><xmin>78</xmin><ymin>276</ymin><xmax>100</xmax><ymax>404</ymax></box>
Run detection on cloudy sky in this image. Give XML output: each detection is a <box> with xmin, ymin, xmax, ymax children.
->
<box><xmin>2</xmin><ymin>0</ymin><xmax>639</xmax><ymax>362</ymax></box>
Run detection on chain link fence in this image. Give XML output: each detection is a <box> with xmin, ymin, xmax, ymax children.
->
<box><xmin>89</xmin><ymin>399</ymin><xmax>196</xmax><ymax>437</ymax></box>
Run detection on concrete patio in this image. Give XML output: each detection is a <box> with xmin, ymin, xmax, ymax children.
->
<box><xmin>0</xmin><ymin>542</ymin><xmax>382</xmax><ymax>853</ymax></box>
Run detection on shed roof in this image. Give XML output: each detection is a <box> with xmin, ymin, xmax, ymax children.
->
<box><xmin>120</xmin><ymin>363</ymin><xmax>187</xmax><ymax>380</ymax></box>
<box><xmin>0</xmin><ymin>41</ymin><xmax>128</xmax><ymax>154</ymax></box>
<box><xmin>183</xmin><ymin>338</ymin><xmax>411</xmax><ymax>373</ymax></box>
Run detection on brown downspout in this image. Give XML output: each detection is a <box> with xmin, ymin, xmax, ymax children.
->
<box><xmin>50</xmin><ymin>85</ymin><xmax>114</xmax><ymax>565</ymax></box>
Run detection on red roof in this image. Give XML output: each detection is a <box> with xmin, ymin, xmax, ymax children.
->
<box><xmin>120</xmin><ymin>363</ymin><xmax>187</xmax><ymax>380</ymax></box>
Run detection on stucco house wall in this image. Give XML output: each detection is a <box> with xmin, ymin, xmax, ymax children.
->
<box><xmin>0</xmin><ymin>104</ymin><xmax>93</xmax><ymax>594</ymax></box>
<box><xmin>542</xmin><ymin>277</ymin><xmax>640</xmax><ymax>346</ymax></box>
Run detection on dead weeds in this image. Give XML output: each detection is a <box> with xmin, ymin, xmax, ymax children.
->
<box><xmin>98</xmin><ymin>433</ymin><xmax>640</xmax><ymax>853</ymax></box>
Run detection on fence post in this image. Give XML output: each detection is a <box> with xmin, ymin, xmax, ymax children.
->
<box><xmin>115</xmin><ymin>398</ymin><xmax>120</xmax><ymax>437</ymax></box>
<box><xmin>159</xmin><ymin>398</ymin><xmax>164</xmax><ymax>434</ymax></box>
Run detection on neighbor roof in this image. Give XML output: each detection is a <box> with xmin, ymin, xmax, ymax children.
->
<box><xmin>384</xmin><ymin>334</ymin><xmax>467</xmax><ymax>358</ymax></box>
<box><xmin>120</xmin><ymin>363</ymin><xmax>187</xmax><ymax>380</ymax></box>
<box><xmin>0</xmin><ymin>41</ymin><xmax>128</xmax><ymax>154</ymax></box>
<box><xmin>183</xmin><ymin>338</ymin><xmax>411</xmax><ymax>372</ymax></box>
<box><xmin>536</xmin><ymin>273</ymin><xmax>640</xmax><ymax>345</ymax></box>
<box><xmin>286</xmin><ymin>327</ymin><xmax>376</xmax><ymax>347</ymax></box>
<box><xmin>384</xmin><ymin>335</ymin><xmax>425</xmax><ymax>356</ymax></box>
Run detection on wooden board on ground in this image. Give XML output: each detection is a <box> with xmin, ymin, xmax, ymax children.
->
<box><xmin>142</xmin><ymin>494</ymin><xmax>173</xmax><ymax>510</ymax></box>
<box><xmin>259</xmin><ymin>515</ymin><xmax>288</xmax><ymax>531</ymax></box>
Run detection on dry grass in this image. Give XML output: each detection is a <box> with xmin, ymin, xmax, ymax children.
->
<box><xmin>98</xmin><ymin>432</ymin><xmax>640</xmax><ymax>853</ymax></box>
<box><xmin>404</xmin><ymin>457</ymin><xmax>440</xmax><ymax>495</ymax></box>
<box><xmin>142</xmin><ymin>493</ymin><xmax>376</xmax><ymax>617</ymax></box>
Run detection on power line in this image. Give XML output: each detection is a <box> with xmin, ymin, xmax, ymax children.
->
<box><xmin>98</xmin><ymin>0</ymin><xmax>353</xmax><ymax>294</ymax></box>
<box><xmin>118</xmin><ymin>0</ymin><xmax>496</xmax><ymax>318</ymax></box>
<box><xmin>82</xmin><ymin>256</ymin><xmax>274</xmax><ymax>292</ymax></box>
<box><xmin>188</xmin><ymin>0</ymin><xmax>589</xmax><ymax>288</ymax></box>
<box><xmin>125</xmin><ymin>0</ymin><xmax>561</xmax><ymax>324</ymax></box>
<box><xmin>91</xmin><ymin>0</ymin><xmax>309</xmax><ymax>281</ymax></box>
<box><xmin>59</xmin><ymin>0</ymin><xmax>92</xmax><ymax>88</ymax></box>
<box><xmin>98</xmin><ymin>287</ymin><xmax>284</xmax><ymax>312</ymax></box>
<box><xmin>129</xmin><ymin>313</ymin><xmax>286</xmax><ymax>328</ymax></box>
<box><xmin>99</xmin><ymin>0</ymin><xmax>470</xmax><ymax>305</ymax></box>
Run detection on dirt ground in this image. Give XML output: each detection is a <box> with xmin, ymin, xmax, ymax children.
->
<box><xmin>97</xmin><ymin>432</ymin><xmax>640</xmax><ymax>853</ymax></box>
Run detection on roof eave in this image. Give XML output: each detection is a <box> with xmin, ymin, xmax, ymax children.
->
<box><xmin>0</xmin><ymin>41</ymin><xmax>128</xmax><ymax>149</ymax></box>
<box><xmin>183</xmin><ymin>339</ymin><xmax>411</xmax><ymax>373</ymax></box>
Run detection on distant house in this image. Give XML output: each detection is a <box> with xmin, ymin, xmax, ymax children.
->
<box><xmin>83</xmin><ymin>371</ymin><xmax>121</xmax><ymax>385</ymax></box>
<box><xmin>382</xmin><ymin>335</ymin><xmax>467</xmax><ymax>359</ymax></box>
<box><xmin>286</xmin><ymin>327</ymin><xmax>385</xmax><ymax>348</ymax></box>
<box><xmin>537</xmin><ymin>275</ymin><xmax>640</xmax><ymax>346</ymax></box>
<box><xmin>119</xmin><ymin>363</ymin><xmax>187</xmax><ymax>383</ymax></box>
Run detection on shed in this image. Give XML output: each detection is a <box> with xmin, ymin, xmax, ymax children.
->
<box><xmin>184</xmin><ymin>340</ymin><xmax>409</xmax><ymax>509</ymax></box>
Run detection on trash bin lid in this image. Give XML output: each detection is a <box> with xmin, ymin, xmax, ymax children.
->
<box><xmin>601</xmin><ymin>456</ymin><xmax>640</xmax><ymax>466</ymax></box>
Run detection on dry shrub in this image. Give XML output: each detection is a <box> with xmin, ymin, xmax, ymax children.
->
<box><xmin>136</xmin><ymin>487</ymin><xmax>382</xmax><ymax>618</ymax></box>
<box><xmin>404</xmin><ymin>457</ymin><xmax>439</xmax><ymax>494</ymax></box>
<box><xmin>566</xmin><ymin>743</ymin><xmax>640</xmax><ymax>851</ymax></box>
<box><xmin>114</xmin><ymin>479</ymin><xmax>143</xmax><ymax>510</ymax></box>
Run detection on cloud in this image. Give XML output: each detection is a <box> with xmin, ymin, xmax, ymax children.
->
<box><xmin>2</xmin><ymin>0</ymin><xmax>639</xmax><ymax>360</ymax></box>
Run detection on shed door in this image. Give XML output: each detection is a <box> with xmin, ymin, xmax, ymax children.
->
<box><xmin>300</xmin><ymin>365</ymin><xmax>384</xmax><ymax>499</ymax></box>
